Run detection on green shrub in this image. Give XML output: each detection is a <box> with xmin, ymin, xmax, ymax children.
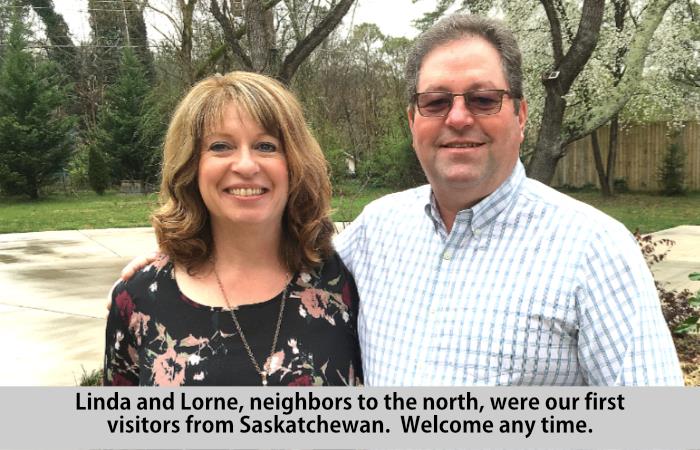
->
<box><xmin>613</xmin><ymin>178</ymin><xmax>629</xmax><ymax>193</ymax></box>
<box><xmin>658</xmin><ymin>142</ymin><xmax>686</xmax><ymax>196</ymax></box>
<box><xmin>325</xmin><ymin>146</ymin><xmax>355</xmax><ymax>183</ymax></box>
<box><xmin>359</xmin><ymin>136</ymin><xmax>425</xmax><ymax>189</ymax></box>
<box><xmin>66</xmin><ymin>145</ymin><xmax>90</xmax><ymax>190</ymax></box>
<box><xmin>88</xmin><ymin>145</ymin><xmax>110</xmax><ymax>195</ymax></box>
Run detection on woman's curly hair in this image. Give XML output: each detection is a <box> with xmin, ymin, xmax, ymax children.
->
<box><xmin>152</xmin><ymin>71</ymin><xmax>334</xmax><ymax>273</ymax></box>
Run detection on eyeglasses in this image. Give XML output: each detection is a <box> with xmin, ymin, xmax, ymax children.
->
<box><xmin>414</xmin><ymin>89</ymin><xmax>515</xmax><ymax>117</ymax></box>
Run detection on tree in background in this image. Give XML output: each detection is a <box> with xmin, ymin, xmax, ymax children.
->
<box><xmin>0</xmin><ymin>8</ymin><xmax>75</xmax><ymax>199</ymax></box>
<box><xmin>206</xmin><ymin>0</ymin><xmax>355</xmax><ymax>83</ymax></box>
<box><xmin>295</xmin><ymin>23</ymin><xmax>416</xmax><ymax>185</ymax></box>
<box><xmin>87</xmin><ymin>47</ymin><xmax>153</xmax><ymax>188</ymax></box>
<box><xmin>658</xmin><ymin>141</ymin><xmax>686</xmax><ymax>196</ymax></box>
<box><xmin>86</xmin><ymin>0</ymin><xmax>153</xmax><ymax>85</ymax></box>
<box><xmin>87</xmin><ymin>144</ymin><xmax>109</xmax><ymax>195</ymax></box>
<box><xmin>21</xmin><ymin>0</ymin><xmax>80</xmax><ymax>81</ymax></box>
<box><xmin>559</xmin><ymin>0</ymin><xmax>697</xmax><ymax>196</ymax></box>
<box><xmin>415</xmin><ymin>0</ymin><xmax>685</xmax><ymax>186</ymax></box>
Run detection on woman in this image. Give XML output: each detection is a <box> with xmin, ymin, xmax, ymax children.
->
<box><xmin>104</xmin><ymin>72</ymin><xmax>362</xmax><ymax>386</ymax></box>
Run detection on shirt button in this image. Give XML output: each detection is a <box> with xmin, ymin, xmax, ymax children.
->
<box><xmin>442</xmin><ymin>250</ymin><xmax>452</xmax><ymax>260</ymax></box>
<box><xmin>473</xmin><ymin>228</ymin><xmax>481</xmax><ymax>236</ymax></box>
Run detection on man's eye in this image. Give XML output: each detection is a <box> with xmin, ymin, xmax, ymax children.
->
<box><xmin>426</xmin><ymin>98</ymin><xmax>451</xmax><ymax>109</ymax></box>
<box><xmin>420</xmin><ymin>94</ymin><xmax>451</xmax><ymax>109</ymax></box>
<box><xmin>257</xmin><ymin>142</ymin><xmax>278</xmax><ymax>153</ymax></box>
<box><xmin>470</xmin><ymin>95</ymin><xmax>499</xmax><ymax>107</ymax></box>
<box><xmin>209</xmin><ymin>142</ymin><xmax>232</xmax><ymax>152</ymax></box>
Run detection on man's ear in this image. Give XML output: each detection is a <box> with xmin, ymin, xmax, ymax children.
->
<box><xmin>517</xmin><ymin>98</ymin><xmax>528</xmax><ymax>142</ymax></box>
<box><xmin>407</xmin><ymin>105</ymin><xmax>415</xmax><ymax>131</ymax></box>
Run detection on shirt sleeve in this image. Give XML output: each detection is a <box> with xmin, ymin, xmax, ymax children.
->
<box><xmin>103</xmin><ymin>280</ymin><xmax>140</xmax><ymax>386</ymax></box>
<box><xmin>575</xmin><ymin>228</ymin><xmax>684</xmax><ymax>386</ymax></box>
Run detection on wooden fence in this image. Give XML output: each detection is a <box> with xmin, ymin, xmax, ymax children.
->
<box><xmin>551</xmin><ymin>121</ymin><xmax>700</xmax><ymax>191</ymax></box>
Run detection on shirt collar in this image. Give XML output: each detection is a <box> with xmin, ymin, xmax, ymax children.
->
<box><xmin>423</xmin><ymin>160</ymin><xmax>526</xmax><ymax>234</ymax></box>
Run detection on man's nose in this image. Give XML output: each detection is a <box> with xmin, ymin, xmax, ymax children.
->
<box><xmin>231</xmin><ymin>148</ymin><xmax>260</xmax><ymax>176</ymax></box>
<box><xmin>444</xmin><ymin>95</ymin><xmax>475</xmax><ymax>129</ymax></box>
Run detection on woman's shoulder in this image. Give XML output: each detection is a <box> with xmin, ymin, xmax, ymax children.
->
<box><xmin>292</xmin><ymin>251</ymin><xmax>359</xmax><ymax>312</ymax></box>
<box><xmin>297</xmin><ymin>251</ymin><xmax>352</xmax><ymax>287</ymax></box>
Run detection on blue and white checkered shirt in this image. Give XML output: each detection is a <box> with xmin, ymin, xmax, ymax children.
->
<box><xmin>335</xmin><ymin>161</ymin><xmax>683</xmax><ymax>386</ymax></box>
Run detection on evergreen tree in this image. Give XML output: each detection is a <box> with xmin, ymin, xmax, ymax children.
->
<box><xmin>87</xmin><ymin>144</ymin><xmax>109</xmax><ymax>195</ymax></box>
<box><xmin>0</xmin><ymin>10</ymin><xmax>75</xmax><ymax>199</ymax></box>
<box><xmin>89</xmin><ymin>47</ymin><xmax>153</xmax><ymax>186</ymax></box>
<box><xmin>658</xmin><ymin>142</ymin><xmax>686</xmax><ymax>196</ymax></box>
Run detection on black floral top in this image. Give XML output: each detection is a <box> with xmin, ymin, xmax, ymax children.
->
<box><xmin>103</xmin><ymin>252</ymin><xmax>362</xmax><ymax>386</ymax></box>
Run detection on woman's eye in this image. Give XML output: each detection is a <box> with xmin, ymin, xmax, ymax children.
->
<box><xmin>257</xmin><ymin>142</ymin><xmax>278</xmax><ymax>153</ymax></box>
<box><xmin>209</xmin><ymin>142</ymin><xmax>231</xmax><ymax>152</ymax></box>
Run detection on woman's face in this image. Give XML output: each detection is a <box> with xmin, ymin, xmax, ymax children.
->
<box><xmin>197</xmin><ymin>103</ymin><xmax>289</xmax><ymax>232</ymax></box>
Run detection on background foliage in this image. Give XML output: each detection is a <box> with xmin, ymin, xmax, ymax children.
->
<box><xmin>0</xmin><ymin>0</ymin><xmax>697</xmax><ymax>199</ymax></box>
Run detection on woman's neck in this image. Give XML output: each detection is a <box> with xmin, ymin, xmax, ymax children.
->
<box><xmin>213</xmin><ymin>224</ymin><xmax>283</xmax><ymax>268</ymax></box>
<box><xmin>175</xmin><ymin>221</ymin><xmax>289</xmax><ymax>308</ymax></box>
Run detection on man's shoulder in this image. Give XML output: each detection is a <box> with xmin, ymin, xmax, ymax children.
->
<box><xmin>519</xmin><ymin>178</ymin><xmax>631</xmax><ymax>240</ymax></box>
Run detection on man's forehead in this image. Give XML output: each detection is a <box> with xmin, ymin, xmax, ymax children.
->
<box><xmin>416</xmin><ymin>36</ymin><xmax>505</xmax><ymax>90</ymax></box>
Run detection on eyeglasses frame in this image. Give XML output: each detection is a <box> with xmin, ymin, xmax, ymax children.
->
<box><xmin>413</xmin><ymin>89</ymin><xmax>517</xmax><ymax>117</ymax></box>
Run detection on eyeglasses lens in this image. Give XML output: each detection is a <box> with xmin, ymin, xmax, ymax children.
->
<box><xmin>416</xmin><ymin>91</ymin><xmax>505</xmax><ymax>117</ymax></box>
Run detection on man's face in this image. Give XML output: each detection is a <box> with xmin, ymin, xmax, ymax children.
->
<box><xmin>408</xmin><ymin>37</ymin><xmax>527</xmax><ymax>209</ymax></box>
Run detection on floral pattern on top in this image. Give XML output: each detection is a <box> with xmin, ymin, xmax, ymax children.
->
<box><xmin>103</xmin><ymin>252</ymin><xmax>362</xmax><ymax>386</ymax></box>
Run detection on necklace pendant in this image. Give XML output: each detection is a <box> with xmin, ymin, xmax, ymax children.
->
<box><xmin>261</xmin><ymin>372</ymin><xmax>268</xmax><ymax>386</ymax></box>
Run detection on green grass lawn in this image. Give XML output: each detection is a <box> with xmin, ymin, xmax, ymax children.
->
<box><xmin>0</xmin><ymin>191</ymin><xmax>158</xmax><ymax>233</ymax></box>
<box><xmin>331</xmin><ymin>182</ymin><xmax>394</xmax><ymax>222</ymax></box>
<box><xmin>0</xmin><ymin>187</ymin><xmax>697</xmax><ymax>234</ymax></box>
<box><xmin>567</xmin><ymin>191</ymin><xmax>700</xmax><ymax>234</ymax></box>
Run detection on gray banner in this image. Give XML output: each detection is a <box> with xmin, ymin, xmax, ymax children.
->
<box><xmin>0</xmin><ymin>387</ymin><xmax>694</xmax><ymax>449</ymax></box>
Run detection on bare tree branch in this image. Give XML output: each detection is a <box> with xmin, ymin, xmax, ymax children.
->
<box><xmin>540</xmin><ymin>0</ymin><xmax>564</xmax><ymax>64</ymax></box>
<box><xmin>210</xmin><ymin>0</ymin><xmax>253</xmax><ymax>69</ymax></box>
<box><xmin>555</xmin><ymin>0</ymin><xmax>605</xmax><ymax>92</ymax></box>
<box><xmin>279</xmin><ymin>0</ymin><xmax>355</xmax><ymax>83</ymax></box>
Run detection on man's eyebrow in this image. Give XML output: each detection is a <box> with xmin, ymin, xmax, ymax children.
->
<box><xmin>419</xmin><ymin>81</ymin><xmax>500</xmax><ymax>92</ymax></box>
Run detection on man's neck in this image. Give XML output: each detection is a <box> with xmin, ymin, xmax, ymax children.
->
<box><xmin>432</xmin><ymin>161</ymin><xmax>520</xmax><ymax>233</ymax></box>
<box><xmin>433</xmin><ymin>193</ymin><xmax>482</xmax><ymax>233</ymax></box>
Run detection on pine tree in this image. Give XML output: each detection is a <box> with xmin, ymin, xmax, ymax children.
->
<box><xmin>88</xmin><ymin>47</ymin><xmax>153</xmax><ymax>187</ymax></box>
<box><xmin>658</xmin><ymin>142</ymin><xmax>686</xmax><ymax>196</ymax></box>
<box><xmin>0</xmin><ymin>9</ymin><xmax>75</xmax><ymax>199</ymax></box>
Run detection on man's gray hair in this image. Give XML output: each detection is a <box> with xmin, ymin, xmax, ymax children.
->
<box><xmin>405</xmin><ymin>14</ymin><xmax>523</xmax><ymax>112</ymax></box>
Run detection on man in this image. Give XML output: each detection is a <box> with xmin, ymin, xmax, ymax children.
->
<box><xmin>332</xmin><ymin>14</ymin><xmax>682</xmax><ymax>386</ymax></box>
<box><xmin>121</xmin><ymin>14</ymin><xmax>682</xmax><ymax>386</ymax></box>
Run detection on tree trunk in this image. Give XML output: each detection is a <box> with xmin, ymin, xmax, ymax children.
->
<box><xmin>244</xmin><ymin>0</ymin><xmax>277</xmax><ymax>74</ymax></box>
<box><xmin>590</xmin><ymin>129</ymin><xmax>612</xmax><ymax>196</ymax></box>
<box><xmin>179</xmin><ymin>0</ymin><xmax>197</xmax><ymax>84</ymax></box>
<box><xmin>606</xmin><ymin>114</ymin><xmax>620</xmax><ymax>195</ymax></box>
<box><xmin>526</xmin><ymin>87</ymin><xmax>566</xmax><ymax>184</ymax></box>
<box><xmin>527</xmin><ymin>0</ymin><xmax>605</xmax><ymax>185</ymax></box>
<box><xmin>209</xmin><ymin>0</ymin><xmax>355</xmax><ymax>83</ymax></box>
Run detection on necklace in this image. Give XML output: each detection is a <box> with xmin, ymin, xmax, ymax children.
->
<box><xmin>212</xmin><ymin>263</ymin><xmax>289</xmax><ymax>386</ymax></box>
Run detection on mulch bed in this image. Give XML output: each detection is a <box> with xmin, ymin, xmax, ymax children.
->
<box><xmin>675</xmin><ymin>334</ymin><xmax>700</xmax><ymax>385</ymax></box>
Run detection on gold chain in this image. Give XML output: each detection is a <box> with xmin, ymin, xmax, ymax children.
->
<box><xmin>212</xmin><ymin>262</ymin><xmax>289</xmax><ymax>386</ymax></box>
